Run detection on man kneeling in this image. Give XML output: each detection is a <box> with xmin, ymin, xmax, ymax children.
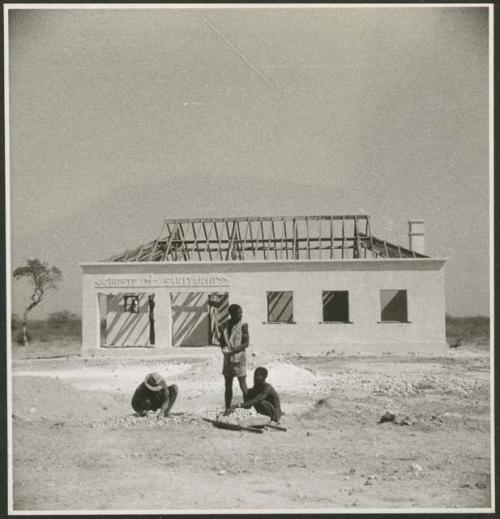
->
<box><xmin>131</xmin><ymin>372</ymin><xmax>178</xmax><ymax>417</ymax></box>
<box><xmin>227</xmin><ymin>367</ymin><xmax>282</xmax><ymax>423</ymax></box>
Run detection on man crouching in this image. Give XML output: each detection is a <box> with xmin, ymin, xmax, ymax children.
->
<box><xmin>226</xmin><ymin>367</ymin><xmax>282</xmax><ymax>423</ymax></box>
<box><xmin>131</xmin><ymin>372</ymin><xmax>178</xmax><ymax>417</ymax></box>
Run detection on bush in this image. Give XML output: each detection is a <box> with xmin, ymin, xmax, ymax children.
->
<box><xmin>11</xmin><ymin>313</ymin><xmax>21</xmax><ymax>330</ymax></box>
<box><xmin>47</xmin><ymin>310</ymin><xmax>80</xmax><ymax>329</ymax></box>
<box><xmin>446</xmin><ymin>314</ymin><xmax>490</xmax><ymax>344</ymax></box>
<box><xmin>15</xmin><ymin>330</ymin><xmax>32</xmax><ymax>345</ymax></box>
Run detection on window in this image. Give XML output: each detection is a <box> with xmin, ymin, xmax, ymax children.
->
<box><xmin>267</xmin><ymin>291</ymin><xmax>294</xmax><ymax>323</ymax></box>
<box><xmin>380</xmin><ymin>290</ymin><xmax>408</xmax><ymax>322</ymax></box>
<box><xmin>124</xmin><ymin>295</ymin><xmax>139</xmax><ymax>313</ymax></box>
<box><xmin>322</xmin><ymin>291</ymin><xmax>349</xmax><ymax>322</ymax></box>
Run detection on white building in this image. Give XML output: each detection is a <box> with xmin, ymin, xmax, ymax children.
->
<box><xmin>80</xmin><ymin>215</ymin><xmax>447</xmax><ymax>354</ymax></box>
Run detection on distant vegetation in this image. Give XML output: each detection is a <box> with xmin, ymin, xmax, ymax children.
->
<box><xmin>445</xmin><ymin>315</ymin><xmax>490</xmax><ymax>345</ymax></box>
<box><xmin>10</xmin><ymin>312</ymin><xmax>489</xmax><ymax>346</ymax></box>
<box><xmin>13</xmin><ymin>259</ymin><xmax>63</xmax><ymax>345</ymax></box>
<box><xmin>12</xmin><ymin>312</ymin><xmax>81</xmax><ymax>344</ymax></box>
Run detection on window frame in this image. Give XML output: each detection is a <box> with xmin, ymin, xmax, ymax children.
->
<box><xmin>379</xmin><ymin>289</ymin><xmax>410</xmax><ymax>323</ymax></box>
<box><xmin>266</xmin><ymin>290</ymin><xmax>295</xmax><ymax>324</ymax></box>
<box><xmin>321</xmin><ymin>290</ymin><xmax>351</xmax><ymax>324</ymax></box>
<box><xmin>124</xmin><ymin>294</ymin><xmax>140</xmax><ymax>314</ymax></box>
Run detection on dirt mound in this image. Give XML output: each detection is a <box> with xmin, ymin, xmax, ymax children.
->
<box><xmin>12</xmin><ymin>376</ymin><xmax>123</xmax><ymax>421</ymax></box>
<box><xmin>266</xmin><ymin>363</ymin><xmax>324</xmax><ymax>392</ymax></box>
<box><xmin>13</xmin><ymin>362</ymin><xmax>192</xmax><ymax>393</ymax></box>
<box><xmin>300</xmin><ymin>397</ymin><xmax>344</xmax><ymax>422</ymax></box>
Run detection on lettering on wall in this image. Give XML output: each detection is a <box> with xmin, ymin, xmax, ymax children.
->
<box><xmin>94</xmin><ymin>274</ymin><xmax>230</xmax><ymax>288</ymax></box>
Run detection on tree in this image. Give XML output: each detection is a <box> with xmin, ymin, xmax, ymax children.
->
<box><xmin>13</xmin><ymin>259</ymin><xmax>63</xmax><ymax>345</ymax></box>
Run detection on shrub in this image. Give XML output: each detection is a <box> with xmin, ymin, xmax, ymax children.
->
<box><xmin>446</xmin><ymin>314</ymin><xmax>490</xmax><ymax>343</ymax></box>
<box><xmin>47</xmin><ymin>310</ymin><xmax>80</xmax><ymax>329</ymax></box>
<box><xmin>11</xmin><ymin>313</ymin><xmax>21</xmax><ymax>330</ymax></box>
<box><xmin>15</xmin><ymin>330</ymin><xmax>32</xmax><ymax>345</ymax></box>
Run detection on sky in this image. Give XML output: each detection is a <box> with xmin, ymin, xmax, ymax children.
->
<box><xmin>7</xmin><ymin>5</ymin><xmax>491</xmax><ymax>318</ymax></box>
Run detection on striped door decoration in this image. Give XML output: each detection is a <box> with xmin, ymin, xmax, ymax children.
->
<box><xmin>105</xmin><ymin>293</ymin><xmax>152</xmax><ymax>347</ymax></box>
<box><xmin>171</xmin><ymin>292</ymin><xmax>211</xmax><ymax>347</ymax></box>
<box><xmin>208</xmin><ymin>293</ymin><xmax>229</xmax><ymax>345</ymax></box>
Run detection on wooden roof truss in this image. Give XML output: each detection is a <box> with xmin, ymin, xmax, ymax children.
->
<box><xmin>106</xmin><ymin>215</ymin><xmax>427</xmax><ymax>262</ymax></box>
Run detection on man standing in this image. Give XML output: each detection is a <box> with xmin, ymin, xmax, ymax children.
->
<box><xmin>219</xmin><ymin>303</ymin><xmax>249</xmax><ymax>410</ymax></box>
<box><xmin>131</xmin><ymin>372</ymin><xmax>178</xmax><ymax>417</ymax></box>
<box><xmin>227</xmin><ymin>366</ymin><xmax>282</xmax><ymax>423</ymax></box>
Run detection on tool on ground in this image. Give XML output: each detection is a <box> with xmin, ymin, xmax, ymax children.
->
<box><xmin>264</xmin><ymin>423</ymin><xmax>287</xmax><ymax>432</ymax></box>
<box><xmin>202</xmin><ymin>417</ymin><xmax>264</xmax><ymax>434</ymax></box>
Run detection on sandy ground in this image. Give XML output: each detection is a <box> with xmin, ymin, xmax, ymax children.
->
<box><xmin>11</xmin><ymin>345</ymin><xmax>492</xmax><ymax>512</ymax></box>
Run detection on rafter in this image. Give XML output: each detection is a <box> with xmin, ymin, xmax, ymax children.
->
<box><xmin>105</xmin><ymin>214</ymin><xmax>428</xmax><ymax>262</ymax></box>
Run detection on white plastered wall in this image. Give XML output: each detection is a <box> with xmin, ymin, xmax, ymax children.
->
<box><xmin>81</xmin><ymin>259</ymin><xmax>447</xmax><ymax>354</ymax></box>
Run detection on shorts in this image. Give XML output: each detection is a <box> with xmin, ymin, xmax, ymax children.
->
<box><xmin>222</xmin><ymin>359</ymin><xmax>247</xmax><ymax>378</ymax></box>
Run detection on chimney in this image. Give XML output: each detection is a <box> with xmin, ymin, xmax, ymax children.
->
<box><xmin>408</xmin><ymin>220</ymin><xmax>425</xmax><ymax>255</ymax></box>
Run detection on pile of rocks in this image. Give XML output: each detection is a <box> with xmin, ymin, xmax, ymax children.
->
<box><xmin>88</xmin><ymin>413</ymin><xmax>201</xmax><ymax>429</ymax></box>
<box><xmin>216</xmin><ymin>407</ymin><xmax>258</xmax><ymax>425</ymax></box>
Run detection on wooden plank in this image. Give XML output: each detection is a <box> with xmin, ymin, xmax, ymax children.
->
<box><xmin>149</xmin><ymin>222</ymin><xmax>168</xmax><ymax>261</ymax></box>
<box><xmin>177</xmin><ymin>222</ymin><xmax>190</xmax><ymax>261</ymax></box>
<box><xmin>201</xmin><ymin>417</ymin><xmax>264</xmax><ymax>434</ymax></box>
<box><xmin>266</xmin><ymin>221</ymin><xmax>272</xmax><ymax>259</ymax></box>
<box><xmin>341</xmin><ymin>216</ymin><xmax>345</xmax><ymax>259</ymax></box>
<box><xmin>162</xmin><ymin>222</ymin><xmax>178</xmax><ymax>261</ymax></box>
<box><xmin>271</xmin><ymin>219</ymin><xmax>278</xmax><ymax>260</ymax></box>
<box><xmin>201</xmin><ymin>221</ymin><xmax>213</xmax><ymax>261</ymax></box>
<box><xmin>162</xmin><ymin>215</ymin><xmax>371</xmax><ymax>225</ymax></box>
<box><xmin>260</xmin><ymin>218</ymin><xmax>267</xmax><ymax>260</ymax></box>
<box><xmin>305</xmin><ymin>216</ymin><xmax>310</xmax><ymax>259</ymax></box>
<box><xmin>265</xmin><ymin>423</ymin><xmax>287</xmax><ymax>432</ymax></box>
<box><xmin>330</xmin><ymin>216</ymin><xmax>334</xmax><ymax>259</ymax></box>
<box><xmin>134</xmin><ymin>239</ymin><xmax>148</xmax><ymax>262</ymax></box>
<box><xmin>235</xmin><ymin>220</ymin><xmax>243</xmax><ymax>260</ymax></box>
<box><xmin>354</xmin><ymin>215</ymin><xmax>360</xmax><ymax>259</ymax></box>
<box><xmin>248</xmin><ymin>218</ymin><xmax>257</xmax><ymax>258</ymax></box>
<box><xmin>241</xmin><ymin>219</ymin><xmax>250</xmax><ymax>259</ymax></box>
<box><xmin>226</xmin><ymin>221</ymin><xmax>237</xmax><ymax>260</ymax></box>
<box><xmin>292</xmin><ymin>218</ymin><xmax>298</xmax><ymax>259</ymax></box>
<box><xmin>191</xmin><ymin>222</ymin><xmax>202</xmax><ymax>261</ymax></box>
<box><xmin>281</xmin><ymin>218</ymin><xmax>287</xmax><ymax>260</ymax></box>
<box><xmin>213</xmin><ymin>220</ymin><xmax>223</xmax><ymax>261</ymax></box>
<box><xmin>164</xmin><ymin>222</ymin><xmax>174</xmax><ymax>260</ymax></box>
<box><xmin>224</xmin><ymin>220</ymin><xmax>232</xmax><ymax>260</ymax></box>
<box><xmin>367</xmin><ymin>218</ymin><xmax>376</xmax><ymax>259</ymax></box>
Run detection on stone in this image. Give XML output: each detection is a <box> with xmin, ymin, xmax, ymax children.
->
<box><xmin>378</xmin><ymin>412</ymin><xmax>396</xmax><ymax>424</ymax></box>
<box><xmin>410</xmin><ymin>463</ymin><xmax>423</xmax><ymax>473</ymax></box>
<box><xmin>365</xmin><ymin>475</ymin><xmax>376</xmax><ymax>485</ymax></box>
<box><xmin>218</xmin><ymin>470</ymin><xmax>227</xmax><ymax>476</ymax></box>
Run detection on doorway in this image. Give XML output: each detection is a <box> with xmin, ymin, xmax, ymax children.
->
<box><xmin>170</xmin><ymin>291</ymin><xmax>229</xmax><ymax>347</ymax></box>
<box><xmin>98</xmin><ymin>292</ymin><xmax>155</xmax><ymax>347</ymax></box>
<box><xmin>208</xmin><ymin>292</ymin><xmax>229</xmax><ymax>345</ymax></box>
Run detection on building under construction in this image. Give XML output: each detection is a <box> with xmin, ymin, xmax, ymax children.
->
<box><xmin>80</xmin><ymin>215</ymin><xmax>447</xmax><ymax>354</ymax></box>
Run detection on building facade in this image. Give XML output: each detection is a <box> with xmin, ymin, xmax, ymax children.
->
<box><xmin>80</xmin><ymin>215</ymin><xmax>447</xmax><ymax>354</ymax></box>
